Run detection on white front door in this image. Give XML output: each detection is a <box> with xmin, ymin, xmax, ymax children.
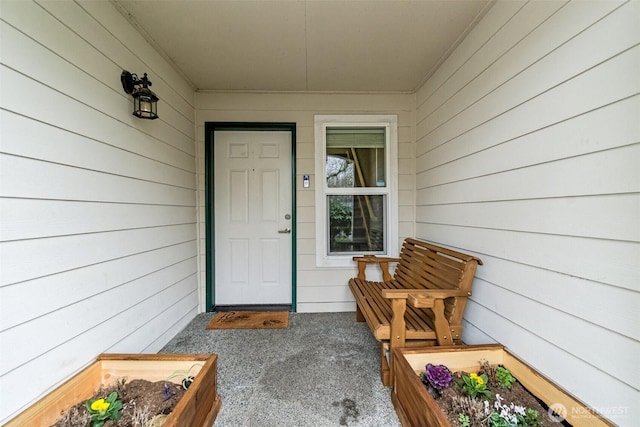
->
<box><xmin>214</xmin><ymin>130</ymin><xmax>292</xmax><ymax>306</ymax></box>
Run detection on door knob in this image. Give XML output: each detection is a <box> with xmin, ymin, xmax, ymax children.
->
<box><xmin>278</xmin><ymin>228</ymin><xmax>291</xmax><ymax>234</ymax></box>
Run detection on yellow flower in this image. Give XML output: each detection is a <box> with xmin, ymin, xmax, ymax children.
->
<box><xmin>469</xmin><ymin>372</ymin><xmax>484</xmax><ymax>385</ymax></box>
<box><xmin>90</xmin><ymin>399</ymin><xmax>110</xmax><ymax>412</ymax></box>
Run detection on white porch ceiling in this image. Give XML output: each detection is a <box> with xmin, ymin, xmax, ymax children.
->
<box><xmin>114</xmin><ymin>0</ymin><xmax>492</xmax><ymax>92</ymax></box>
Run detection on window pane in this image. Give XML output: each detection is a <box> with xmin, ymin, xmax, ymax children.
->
<box><xmin>326</xmin><ymin>127</ymin><xmax>386</xmax><ymax>188</ymax></box>
<box><xmin>328</xmin><ymin>194</ymin><xmax>385</xmax><ymax>254</ymax></box>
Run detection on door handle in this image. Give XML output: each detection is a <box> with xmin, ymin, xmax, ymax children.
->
<box><xmin>278</xmin><ymin>228</ymin><xmax>291</xmax><ymax>234</ymax></box>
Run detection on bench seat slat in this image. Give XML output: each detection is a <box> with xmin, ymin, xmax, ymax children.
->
<box><xmin>350</xmin><ymin>280</ymin><xmax>439</xmax><ymax>339</ymax></box>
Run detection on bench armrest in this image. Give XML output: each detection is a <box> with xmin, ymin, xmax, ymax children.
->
<box><xmin>381</xmin><ymin>288</ymin><xmax>470</xmax><ymax>348</ymax></box>
<box><xmin>408</xmin><ymin>290</ymin><xmax>471</xmax><ymax>308</ymax></box>
<box><xmin>380</xmin><ymin>288</ymin><xmax>470</xmax><ymax>301</ymax></box>
<box><xmin>352</xmin><ymin>255</ymin><xmax>401</xmax><ymax>281</ymax></box>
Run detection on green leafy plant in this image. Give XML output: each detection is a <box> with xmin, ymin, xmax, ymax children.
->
<box><xmin>167</xmin><ymin>363</ymin><xmax>202</xmax><ymax>390</ymax></box>
<box><xmin>461</xmin><ymin>372</ymin><xmax>492</xmax><ymax>399</ymax></box>
<box><xmin>458</xmin><ymin>413</ymin><xmax>471</xmax><ymax>427</ymax></box>
<box><xmin>329</xmin><ymin>197</ymin><xmax>352</xmax><ymax>227</ymax></box>
<box><xmin>489</xmin><ymin>411</ymin><xmax>515</xmax><ymax>427</ymax></box>
<box><xmin>86</xmin><ymin>391</ymin><xmax>123</xmax><ymax>427</ymax></box>
<box><xmin>329</xmin><ymin>197</ymin><xmax>353</xmax><ymax>242</ymax></box>
<box><xmin>523</xmin><ymin>408</ymin><xmax>543</xmax><ymax>426</ymax></box>
<box><xmin>496</xmin><ymin>366</ymin><xmax>516</xmax><ymax>389</ymax></box>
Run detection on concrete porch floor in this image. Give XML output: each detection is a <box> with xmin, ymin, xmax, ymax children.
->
<box><xmin>160</xmin><ymin>312</ymin><xmax>402</xmax><ymax>426</ymax></box>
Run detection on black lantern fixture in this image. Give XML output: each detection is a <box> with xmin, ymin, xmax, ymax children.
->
<box><xmin>121</xmin><ymin>70</ymin><xmax>159</xmax><ymax>120</ymax></box>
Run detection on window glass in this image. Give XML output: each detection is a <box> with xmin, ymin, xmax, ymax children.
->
<box><xmin>328</xmin><ymin>195</ymin><xmax>385</xmax><ymax>254</ymax></box>
<box><xmin>326</xmin><ymin>128</ymin><xmax>386</xmax><ymax>188</ymax></box>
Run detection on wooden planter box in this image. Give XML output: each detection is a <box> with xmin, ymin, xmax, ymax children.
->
<box><xmin>392</xmin><ymin>344</ymin><xmax>614</xmax><ymax>427</ymax></box>
<box><xmin>5</xmin><ymin>353</ymin><xmax>221</xmax><ymax>427</ymax></box>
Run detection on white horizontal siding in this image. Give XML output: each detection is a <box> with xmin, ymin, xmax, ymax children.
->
<box><xmin>1</xmin><ymin>242</ymin><xmax>197</xmax><ymax>330</ymax></box>
<box><xmin>1</xmin><ymin>223</ymin><xmax>196</xmax><ymax>285</ymax></box>
<box><xmin>418</xmin><ymin>51</ymin><xmax>639</xmax><ymax>170</ymax></box>
<box><xmin>1</xmin><ymin>258</ymin><xmax>197</xmax><ymax>375</ymax></box>
<box><xmin>195</xmin><ymin>92</ymin><xmax>415</xmax><ymax>312</ymax></box>
<box><xmin>414</xmin><ymin>1</ymin><xmax>639</xmax><ymax>425</ymax></box>
<box><xmin>417</xmin><ymin>194</ymin><xmax>639</xmax><ymax>242</ymax></box>
<box><xmin>297</xmin><ymin>302</ymin><xmax>356</xmax><ymax>313</ymax></box>
<box><xmin>417</xmin><ymin>95</ymin><xmax>639</xmax><ymax>188</ymax></box>
<box><xmin>0</xmin><ymin>1</ymin><xmax>196</xmax><ymax>423</ymax></box>
<box><xmin>0</xmin><ymin>199</ymin><xmax>196</xmax><ymax>241</ymax></box>
<box><xmin>1</xmin><ymin>154</ymin><xmax>194</xmax><ymax>205</ymax></box>
<box><xmin>1</xmin><ymin>112</ymin><xmax>195</xmax><ymax>188</ymax></box>
<box><xmin>471</xmin><ymin>278</ymin><xmax>638</xmax><ymax>390</ymax></box>
<box><xmin>463</xmin><ymin>300</ymin><xmax>638</xmax><ymax>417</ymax></box>
<box><xmin>417</xmin><ymin>222</ymin><xmax>638</xmax><ymax>291</ymax></box>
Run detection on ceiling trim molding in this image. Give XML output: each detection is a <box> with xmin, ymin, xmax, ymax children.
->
<box><xmin>196</xmin><ymin>89</ymin><xmax>415</xmax><ymax>95</ymax></box>
<box><xmin>413</xmin><ymin>0</ymin><xmax>497</xmax><ymax>93</ymax></box>
<box><xmin>110</xmin><ymin>0</ymin><xmax>198</xmax><ymax>90</ymax></box>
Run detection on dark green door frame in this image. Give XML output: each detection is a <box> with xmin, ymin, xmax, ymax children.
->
<box><xmin>204</xmin><ymin>122</ymin><xmax>297</xmax><ymax>312</ymax></box>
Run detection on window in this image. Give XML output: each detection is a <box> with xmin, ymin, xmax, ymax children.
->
<box><xmin>315</xmin><ymin>115</ymin><xmax>398</xmax><ymax>267</ymax></box>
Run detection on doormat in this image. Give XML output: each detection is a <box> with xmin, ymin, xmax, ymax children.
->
<box><xmin>206</xmin><ymin>311</ymin><xmax>289</xmax><ymax>330</ymax></box>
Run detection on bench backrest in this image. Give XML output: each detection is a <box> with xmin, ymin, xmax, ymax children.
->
<box><xmin>394</xmin><ymin>238</ymin><xmax>483</xmax><ymax>325</ymax></box>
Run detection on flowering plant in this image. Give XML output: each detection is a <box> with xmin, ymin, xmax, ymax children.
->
<box><xmin>487</xmin><ymin>394</ymin><xmax>542</xmax><ymax>427</ymax></box>
<box><xmin>462</xmin><ymin>372</ymin><xmax>492</xmax><ymax>399</ymax></box>
<box><xmin>85</xmin><ymin>391</ymin><xmax>123</xmax><ymax>427</ymax></box>
<box><xmin>419</xmin><ymin>363</ymin><xmax>453</xmax><ymax>397</ymax></box>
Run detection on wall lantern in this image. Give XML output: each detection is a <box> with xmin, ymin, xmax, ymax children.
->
<box><xmin>121</xmin><ymin>70</ymin><xmax>159</xmax><ymax>120</ymax></box>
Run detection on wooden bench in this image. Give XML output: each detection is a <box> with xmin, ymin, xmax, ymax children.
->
<box><xmin>348</xmin><ymin>238</ymin><xmax>482</xmax><ymax>386</ymax></box>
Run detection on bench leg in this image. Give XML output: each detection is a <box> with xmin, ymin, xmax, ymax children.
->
<box><xmin>380</xmin><ymin>342</ymin><xmax>391</xmax><ymax>387</ymax></box>
<box><xmin>388</xmin><ymin>299</ymin><xmax>407</xmax><ymax>386</ymax></box>
<box><xmin>355</xmin><ymin>304</ymin><xmax>365</xmax><ymax>322</ymax></box>
<box><xmin>432</xmin><ymin>299</ymin><xmax>453</xmax><ymax>346</ymax></box>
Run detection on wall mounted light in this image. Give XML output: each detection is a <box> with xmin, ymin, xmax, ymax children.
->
<box><xmin>121</xmin><ymin>70</ymin><xmax>159</xmax><ymax>120</ymax></box>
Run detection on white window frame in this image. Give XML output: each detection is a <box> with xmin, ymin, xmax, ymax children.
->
<box><xmin>314</xmin><ymin>114</ymin><xmax>398</xmax><ymax>268</ymax></box>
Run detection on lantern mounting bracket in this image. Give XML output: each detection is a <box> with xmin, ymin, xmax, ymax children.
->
<box><xmin>121</xmin><ymin>71</ymin><xmax>152</xmax><ymax>94</ymax></box>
